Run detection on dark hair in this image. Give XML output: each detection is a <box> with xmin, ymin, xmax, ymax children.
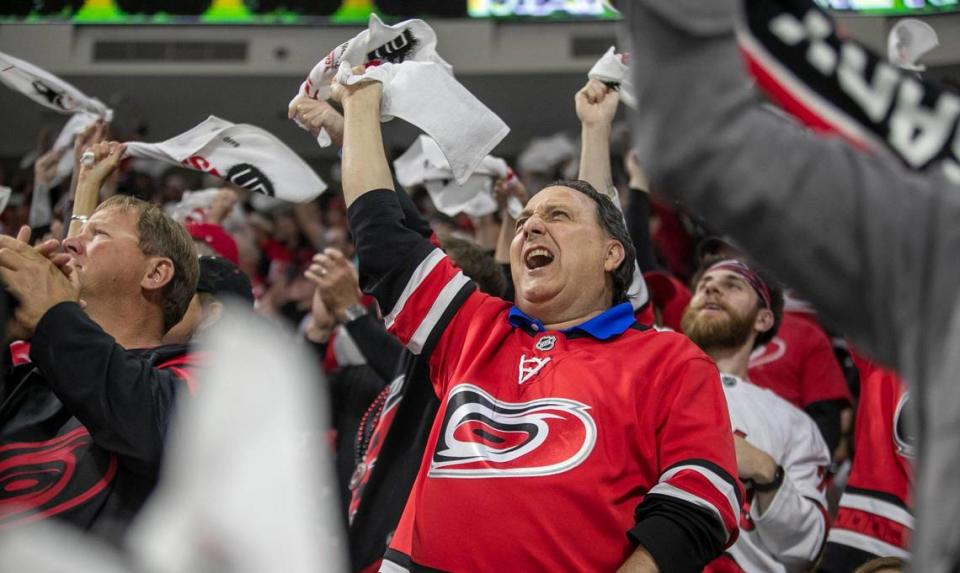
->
<box><xmin>691</xmin><ymin>254</ymin><xmax>785</xmax><ymax>348</ymax></box>
<box><xmin>551</xmin><ymin>179</ymin><xmax>637</xmax><ymax>306</ymax></box>
<box><xmin>96</xmin><ymin>195</ymin><xmax>200</xmax><ymax>333</ymax></box>
<box><xmin>852</xmin><ymin>557</ymin><xmax>906</xmax><ymax>573</ymax></box>
<box><xmin>440</xmin><ymin>236</ymin><xmax>507</xmax><ymax>297</ymax></box>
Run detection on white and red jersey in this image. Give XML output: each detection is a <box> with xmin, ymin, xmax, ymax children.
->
<box><xmin>719</xmin><ymin>374</ymin><xmax>831</xmax><ymax>573</ymax></box>
<box><xmin>349</xmin><ymin>190</ymin><xmax>742</xmax><ymax>573</ymax></box>
<box><xmin>821</xmin><ymin>359</ymin><xmax>913</xmax><ymax>572</ymax></box>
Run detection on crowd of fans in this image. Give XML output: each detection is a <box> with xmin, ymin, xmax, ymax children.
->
<box><xmin>0</xmin><ymin>2</ymin><xmax>936</xmax><ymax>572</ymax></box>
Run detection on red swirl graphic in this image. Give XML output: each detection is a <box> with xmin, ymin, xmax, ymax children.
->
<box><xmin>0</xmin><ymin>426</ymin><xmax>117</xmax><ymax>527</ymax></box>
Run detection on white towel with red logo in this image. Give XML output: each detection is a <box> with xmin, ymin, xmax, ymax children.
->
<box><xmin>125</xmin><ymin>116</ymin><xmax>326</xmax><ymax>202</ymax></box>
<box><xmin>292</xmin><ymin>14</ymin><xmax>508</xmax><ymax>184</ymax></box>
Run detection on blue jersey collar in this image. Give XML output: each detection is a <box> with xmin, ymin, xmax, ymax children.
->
<box><xmin>507</xmin><ymin>302</ymin><xmax>635</xmax><ymax>340</ymax></box>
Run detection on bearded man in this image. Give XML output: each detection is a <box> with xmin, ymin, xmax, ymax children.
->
<box><xmin>682</xmin><ymin>257</ymin><xmax>831</xmax><ymax>572</ymax></box>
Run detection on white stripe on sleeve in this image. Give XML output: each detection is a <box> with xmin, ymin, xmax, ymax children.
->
<box><xmin>839</xmin><ymin>493</ymin><xmax>914</xmax><ymax>529</ymax></box>
<box><xmin>646</xmin><ymin>482</ymin><xmax>726</xmax><ymax>532</ymax></box>
<box><xmin>384</xmin><ymin>248</ymin><xmax>447</xmax><ymax>330</ymax></box>
<box><xmin>658</xmin><ymin>464</ymin><xmax>741</xmax><ymax>523</ymax></box>
<box><xmin>828</xmin><ymin>529</ymin><xmax>911</xmax><ymax>559</ymax></box>
<box><xmin>407</xmin><ymin>271</ymin><xmax>470</xmax><ymax>354</ymax></box>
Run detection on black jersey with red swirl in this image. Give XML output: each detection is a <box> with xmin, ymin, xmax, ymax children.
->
<box><xmin>0</xmin><ymin>425</ymin><xmax>118</xmax><ymax>529</ymax></box>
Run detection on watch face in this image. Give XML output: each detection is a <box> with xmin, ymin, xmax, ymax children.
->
<box><xmin>344</xmin><ymin>304</ymin><xmax>368</xmax><ymax>321</ymax></box>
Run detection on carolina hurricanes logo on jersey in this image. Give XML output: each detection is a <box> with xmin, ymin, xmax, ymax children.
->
<box><xmin>893</xmin><ymin>391</ymin><xmax>916</xmax><ymax>459</ymax></box>
<box><xmin>428</xmin><ymin>384</ymin><xmax>597</xmax><ymax>478</ymax></box>
<box><xmin>748</xmin><ymin>336</ymin><xmax>787</xmax><ymax>368</ymax></box>
<box><xmin>0</xmin><ymin>426</ymin><xmax>117</xmax><ymax>527</ymax></box>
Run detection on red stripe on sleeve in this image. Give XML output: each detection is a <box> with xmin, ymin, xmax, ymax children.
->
<box><xmin>833</xmin><ymin>506</ymin><xmax>912</xmax><ymax>552</ymax></box>
<box><xmin>388</xmin><ymin>256</ymin><xmax>460</xmax><ymax>347</ymax></box>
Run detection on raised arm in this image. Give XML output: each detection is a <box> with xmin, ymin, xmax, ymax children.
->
<box><xmin>331</xmin><ymin>72</ymin><xmax>394</xmax><ymax>206</ymax></box>
<box><xmin>321</xmin><ymin>71</ymin><xmax>478</xmax><ymax>365</ymax></box>
<box><xmin>623</xmin><ymin>151</ymin><xmax>659</xmax><ymax>273</ymax></box>
<box><xmin>576</xmin><ymin>78</ymin><xmax>620</xmax><ymax>199</ymax></box>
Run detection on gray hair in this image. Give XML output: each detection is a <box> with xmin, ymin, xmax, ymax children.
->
<box><xmin>551</xmin><ymin>179</ymin><xmax>637</xmax><ymax>306</ymax></box>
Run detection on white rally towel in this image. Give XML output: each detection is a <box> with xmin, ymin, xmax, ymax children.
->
<box><xmin>0</xmin><ymin>186</ymin><xmax>11</xmax><ymax>216</ymax></box>
<box><xmin>52</xmin><ymin>111</ymin><xmax>102</xmax><ymax>185</ymax></box>
<box><xmin>293</xmin><ymin>14</ymin><xmax>509</xmax><ymax>184</ymax></box>
<box><xmin>127</xmin><ymin>307</ymin><xmax>347</xmax><ymax>573</ymax></box>
<box><xmin>0</xmin><ymin>50</ymin><xmax>112</xmax><ymax>118</ymax></box>
<box><xmin>887</xmin><ymin>18</ymin><xmax>939</xmax><ymax>72</ymax></box>
<box><xmin>588</xmin><ymin>47</ymin><xmax>636</xmax><ymax>109</ymax></box>
<box><xmin>394</xmin><ymin>134</ymin><xmax>520</xmax><ymax>218</ymax></box>
<box><xmin>28</xmin><ymin>112</ymin><xmax>102</xmax><ymax>228</ymax></box>
<box><xmin>517</xmin><ymin>133</ymin><xmax>578</xmax><ymax>176</ymax></box>
<box><xmin>125</xmin><ymin>116</ymin><xmax>326</xmax><ymax>202</ymax></box>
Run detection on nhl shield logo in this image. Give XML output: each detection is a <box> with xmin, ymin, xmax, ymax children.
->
<box><xmin>535</xmin><ymin>336</ymin><xmax>557</xmax><ymax>352</ymax></box>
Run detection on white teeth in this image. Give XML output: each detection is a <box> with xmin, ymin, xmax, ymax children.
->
<box><xmin>525</xmin><ymin>247</ymin><xmax>554</xmax><ymax>269</ymax></box>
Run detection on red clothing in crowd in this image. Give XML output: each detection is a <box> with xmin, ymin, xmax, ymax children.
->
<box><xmin>748</xmin><ymin>312</ymin><xmax>852</xmax><ymax>409</ymax></box>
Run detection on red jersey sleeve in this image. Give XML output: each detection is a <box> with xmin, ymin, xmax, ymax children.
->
<box><xmin>644</xmin><ymin>357</ymin><xmax>744</xmax><ymax>546</ymax></box>
<box><xmin>798</xmin><ymin>323</ymin><xmax>852</xmax><ymax>407</ymax></box>
<box><xmin>823</xmin><ymin>360</ymin><xmax>912</xmax><ymax>570</ymax></box>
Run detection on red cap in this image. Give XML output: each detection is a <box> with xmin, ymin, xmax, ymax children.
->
<box><xmin>185</xmin><ymin>222</ymin><xmax>239</xmax><ymax>266</ymax></box>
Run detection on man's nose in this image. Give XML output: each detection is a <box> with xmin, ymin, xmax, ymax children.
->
<box><xmin>521</xmin><ymin>215</ymin><xmax>546</xmax><ymax>236</ymax></box>
<box><xmin>62</xmin><ymin>235</ymin><xmax>83</xmax><ymax>256</ymax></box>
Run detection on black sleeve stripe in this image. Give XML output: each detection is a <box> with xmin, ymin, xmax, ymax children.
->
<box><xmin>638</xmin><ymin>492</ymin><xmax>729</xmax><ymax>545</ymax></box>
<box><xmin>664</xmin><ymin>458</ymin><xmax>744</xmax><ymax>505</ymax></box>
<box><xmin>843</xmin><ymin>486</ymin><xmax>910</xmax><ymax>511</ymax></box>
<box><xmin>382</xmin><ymin>548</ymin><xmax>453</xmax><ymax>573</ymax></box>
<box><xmin>631</xmin><ymin>495</ymin><xmax>728</xmax><ymax>573</ymax></box>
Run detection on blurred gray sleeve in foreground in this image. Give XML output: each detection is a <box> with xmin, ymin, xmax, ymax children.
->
<box><xmin>625</xmin><ymin>1</ymin><xmax>960</xmax><ymax>372</ymax></box>
<box><xmin>625</xmin><ymin>4</ymin><xmax>960</xmax><ymax>571</ymax></box>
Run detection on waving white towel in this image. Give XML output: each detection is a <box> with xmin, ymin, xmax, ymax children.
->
<box><xmin>293</xmin><ymin>15</ymin><xmax>508</xmax><ymax>184</ymax></box>
<box><xmin>125</xmin><ymin>116</ymin><xmax>326</xmax><ymax>202</ymax></box>
<box><xmin>888</xmin><ymin>18</ymin><xmax>939</xmax><ymax>72</ymax></box>
<box><xmin>0</xmin><ymin>50</ymin><xmax>112</xmax><ymax>118</ymax></box>
<box><xmin>588</xmin><ymin>47</ymin><xmax>636</xmax><ymax>109</ymax></box>
<box><xmin>394</xmin><ymin>135</ymin><xmax>518</xmax><ymax>218</ymax></box>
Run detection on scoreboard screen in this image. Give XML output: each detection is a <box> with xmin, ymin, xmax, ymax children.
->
<box><xmin>1</xmin><ymin>0</ymin><xmax>465</xmax><ymax>24</ymax></box>
<box><xmin>0</xmin><ymin>0</ymin><xmax>617</xmax><ymax>24</ymax></box>
<box><xmin>1</xmin><ymin>0</ymin><xmax>957</xmax><ymax>24</ymax></box>
<box><xmin>813</xmin><ymin>0</ymin><xmax>959</xmax><ymax>14</ymax></box>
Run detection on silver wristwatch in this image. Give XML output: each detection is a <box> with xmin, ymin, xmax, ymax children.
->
<box><xmin>341</xmin><ymin>303</ymin><xmax>369</xmax><ymax>323</ymax></box>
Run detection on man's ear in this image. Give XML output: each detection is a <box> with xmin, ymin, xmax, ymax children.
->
<box><xmin>603</xmin><ymin>240</ymin><xmax>626</xmax><ymax>273</ymax></box>
<box><xmin>142</xmin><ymin>257</ymin><xmax>174</xmax><ymax>293</ymax></box>
<box><xmin>754</xmin><ymin>307</ymin><xmax>775</xmax><ymax>335</ymax></box>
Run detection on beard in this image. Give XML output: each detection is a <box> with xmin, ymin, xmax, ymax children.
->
<box><xmin>681</xmin><ymin>301</ymin><xmax>758</xmax><ymax>353</ymax></box>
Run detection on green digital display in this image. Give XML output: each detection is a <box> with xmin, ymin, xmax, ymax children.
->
<box><xmin>3</xmin><ymin>0</ymin><xmax>957</xmax><ymax>24</ymax></box>
<box><xmin>813</xmin><ymin>0</ymin><xmax>960</xmax><ymax>14</ymax></box>
<box><xmin>1</xmin><ymin>0</ymin><xmax>418</xmax><ymax>24</ymax></box>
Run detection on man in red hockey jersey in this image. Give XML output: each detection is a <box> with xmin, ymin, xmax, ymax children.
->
<box><xmin>328</xmin><ymin>70</ymin><xmax>742</xmax><ymax>573</ymax></box>
<box><xmin>820</xmin><ymin>359</ymin><xmax>913</xmax><ymax>572</ymax></box>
